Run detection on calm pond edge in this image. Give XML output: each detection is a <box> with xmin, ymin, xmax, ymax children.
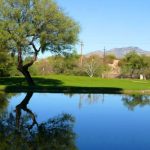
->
<box><xmin>1</xmin><ymin>85</ymin><xmax>150</xmax><ymax>94</ymax></box>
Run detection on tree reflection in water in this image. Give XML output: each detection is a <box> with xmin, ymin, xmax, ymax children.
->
<box><xmin>65</xmin><ymin>93</ymin><xmax>105</xmax><ymax>109</ymax></box>
<box><xmin>0</xmin><ymin>92</ymin><xmax>17</xmax><ymax>114</ymax></box>
<box><xmin>0</xmin><ymin>92</ymin><xmax>77</xmax><ymax>150</ymax></box>
<box><xmin>122</xmin><ymin>95</ymin><xmax>150</xmax><ymax>110</ymax></box>
<box><xmin>78</xmin><ymin>94</ymin><xmax>105</xmax><ymax>108</ymax></box>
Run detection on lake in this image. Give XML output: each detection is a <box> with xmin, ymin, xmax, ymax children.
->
<box><xmin>1</xmin><ymin>92</ymin><xmax>150</xmax><ymax>150</ymax></box>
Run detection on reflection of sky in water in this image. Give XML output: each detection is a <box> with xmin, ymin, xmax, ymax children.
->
<box><xmin>7</xmin><ymin>93</ymin><xmax>150</xmax><ymax>150</ymax></box>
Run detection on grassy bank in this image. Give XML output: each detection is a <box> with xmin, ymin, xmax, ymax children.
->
<box><xmin>0</xmin><ymin>75</ymin><xmax>150</xmax><ymax>93</ymax></box>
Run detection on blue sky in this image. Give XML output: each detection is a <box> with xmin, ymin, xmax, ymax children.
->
<box><xmin>55</xmin><ymin>0</ymin><xmax>150</xmax><ymax>54</ymax></box>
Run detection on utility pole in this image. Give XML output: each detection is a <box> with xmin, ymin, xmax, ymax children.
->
<box><xmin>80</xmin><ymin>41</ymin><xmax>84</xmax><ymax>66</ymax></box>
<box><xmin>103</xmin><ymin>46</ymin><xmax>106</xmax><ymax>64</ymax></box>
<box><xmin>102</xmin><ymin>47</ymin><xmax>106</xmax><ymax>78</ymax></box>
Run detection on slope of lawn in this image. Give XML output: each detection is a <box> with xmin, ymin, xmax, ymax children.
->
<box><xmin>48</xmin><ymin>75</ymin><xmax>150</xmax><ymax>90</ymax></box>
<box><xmin>0</xmin><ymin>74</ymin><xmax>150</xmax><ymax>93</ymax></box>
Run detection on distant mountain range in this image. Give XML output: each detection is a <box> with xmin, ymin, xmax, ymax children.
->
<box><xmin>85</xmin><ymin>47</ymin><xmax>150</xmax><ymax>58</ymax></box>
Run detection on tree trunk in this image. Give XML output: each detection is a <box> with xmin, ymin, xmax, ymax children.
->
<box><xmin>17</xmin><ymin>45</ymin><xmax>38</xmax><ymax>86</ymax></box>
<box><xmin>15</xmin><ymin>92</ymin><xmax>38</xmax><ymax>130</ymax></box>
<box><xmin>18</xmin><ymin>67</ymin><xmax>35</xmax><ymax>86</ymax></box>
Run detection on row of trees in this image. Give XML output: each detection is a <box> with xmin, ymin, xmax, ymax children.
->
<box><xmin>27</xmin><ymin>53</ymin><xmax>114</xmax><ymax>77</ymax></box>
<box><xmin>0</xmin><ymin>51</ymin><xmax>112</xmax><ymax>78</ymax></box>
<box><xmin>119</xmin><ymin>51</ymin><xmax>150</xmax><ymax>79</ymax></box>
<box><xmin>2</xmin><ymin>49</ymin><xmax>150</xmax><ymax>79</ymax></box>
<box><xmin>29</xmin><ymin>51</ymin><xmax>150</xmax><ymax>79</ymax></box>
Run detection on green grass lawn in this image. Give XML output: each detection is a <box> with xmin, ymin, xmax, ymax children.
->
<box><xmin>49</xmin><ymin>75</ymin><xmax>150</xmax><ymax>89</ymax></box>
<box><xmin>0</xmin><ymin>74</ymin><xmax>150</xmax><ymax>93</ymax></box>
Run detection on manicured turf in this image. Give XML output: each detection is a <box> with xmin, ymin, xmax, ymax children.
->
<box><xmin>48</xmin><ymin>75</ymin><xmax>150</xmax><ymax>90</ymax></box>
<box><xmin>0</xmin><ymin>75</ymin><xmax>150</xmax><ymax>93</ymax></box>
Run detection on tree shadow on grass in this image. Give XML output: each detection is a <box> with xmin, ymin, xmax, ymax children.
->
<box><xmin>5</xmin><ymin>86</ymin><xmax>123</xmax><ymax>94</ymax></box>
<box><xmin>34</xmin><ymin>77</ymin><xmax>63</xmax><ymax>86</ymax></box>
<box><xmin>0</xmin><ymin>77</ymin><xmax>25</xmax><ymax>86</ymax></box>
<box><xmin>1</xmin><ymin>77</ymin><xmax>123</xmax><ymax>93</ymax></box>
<box><xmin>50</xmin><ymin>86</ymin><xmax>123</xmax><ymax>94</ymax></box>
<box><xmin>0</xmin><ymin>77</ymin><xmax>63</xmax><ymax>86</ymax></box>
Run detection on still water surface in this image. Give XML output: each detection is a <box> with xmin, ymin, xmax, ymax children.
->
<box><xmin>1</xmin><ymin>93</ymin><xmax>150</xmax><ymax>150</ymax></box>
